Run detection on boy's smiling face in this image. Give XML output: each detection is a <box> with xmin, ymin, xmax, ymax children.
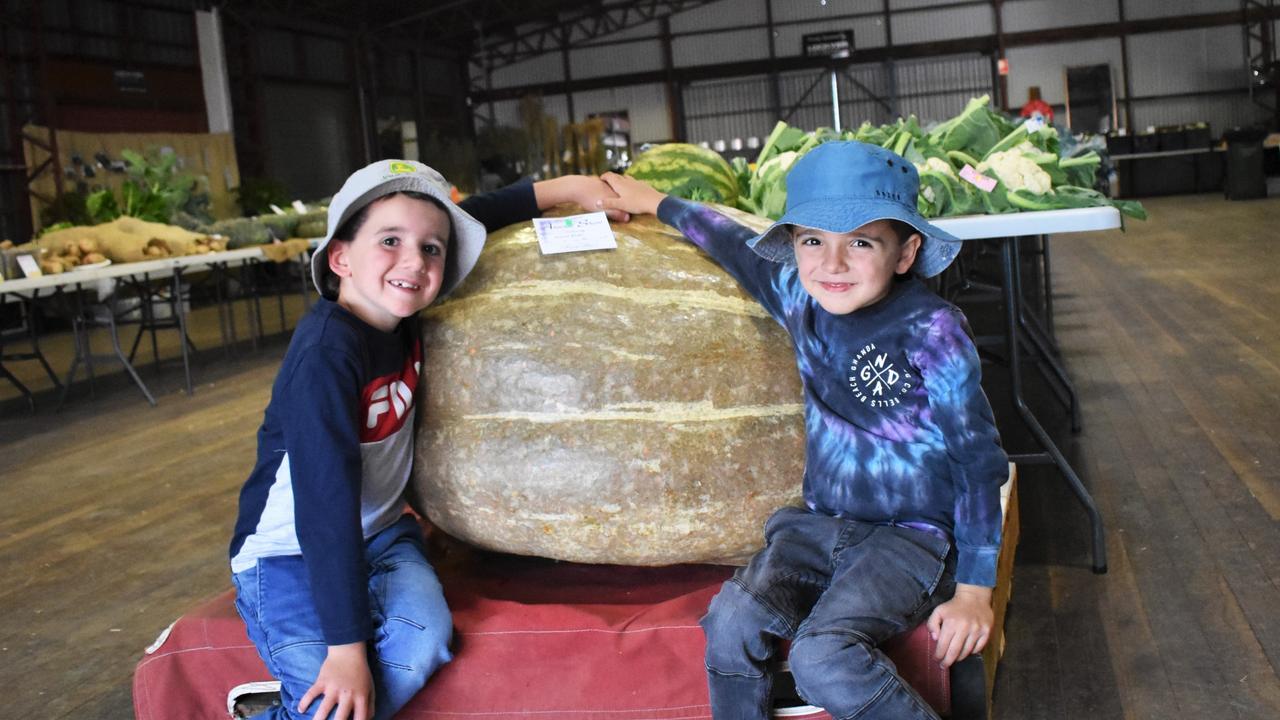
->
<box><xmin>791</xmin><ymin>219</ymin><xmax>921</xmax><ymax>315</ymax></box>
<box><xmin>328</xmin><ymin>193</ymin><xmax>451</xmax><ymax>331</ymax></box>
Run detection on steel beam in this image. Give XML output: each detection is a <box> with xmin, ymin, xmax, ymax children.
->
<box><xmin>476</xmin><ymin>6</ymin><xmax>1280</xmax><ymax>103</ymax></box>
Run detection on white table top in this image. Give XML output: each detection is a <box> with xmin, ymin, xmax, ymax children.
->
<box><xmin>0</xmin><ymin>207</ymin><xmax>1119</xmax><ymax>296</ymax></box>
<box><xmin>931</xmin><ymin>205</ymin><xmax>1122</xmax><ymax>241</ymax></box>
<box><xmin>0</xmin><ymin>246</ymin><xmax>297</xmax><ymax>297</ymax></box>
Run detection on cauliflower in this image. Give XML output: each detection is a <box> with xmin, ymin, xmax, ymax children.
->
<box><xmin>755</xmin><ymin>150</ymin><xmax>799</xmax><ymax>182</ymax></box>
<box><xmin>979</xmin><ymin>149</ymin><xmax>1053</xmax><ymax>195</ymax></box>
<box><xmin>921</xmin><ymin>156</ymin><xmax>957</xmax><ymax>178</ymax></box>
<box><xmin>914</xmin><ymin>157</ymin><xmax>959</xmax><ymax>205</ymax></box>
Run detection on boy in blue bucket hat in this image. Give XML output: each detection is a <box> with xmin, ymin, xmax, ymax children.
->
<box><xmin>601</xmin><ymin>141</ymin><xmax>1007</xmax><ymax>720</ymax></box>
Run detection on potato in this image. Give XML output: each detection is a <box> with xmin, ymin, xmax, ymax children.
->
<box><xmin>77</xmin><ymin>237</ymin><xmax>100</xmax><ymax>254</ymax></box>
<box><xmin>83</xmin><ymin>252</ymin><xmax>106</xmax><ymax>264</ymax></box>
<box><xmin>39</xmin><ymin>259</ymin><xmax>65</xmax><ymax>274</ymax></box>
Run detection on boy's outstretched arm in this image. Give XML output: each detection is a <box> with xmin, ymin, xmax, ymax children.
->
<box><xmin>298</xmin><ymin>641</ymin><xmax>375</xmax><ymax>720</ymax></box>
<box><xmin>599</xmin><ymin>172</ymin><xmax>667</xmax><ymax>217</ymax></box>
<box><xmin>927</xmin><ymin>583</ymin><xmax>993</xmax><ymax>668</ymax></box>
<box><xmin>533</xmin><ymin>175</ymin><xmax>631</xmax><ymax>222</ymax></box>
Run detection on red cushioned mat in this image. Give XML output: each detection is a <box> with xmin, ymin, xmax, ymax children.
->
<box><xmin>133</xmin><ymin>547</ymin><xmax>948</xmax><ymax>719</ymax></box>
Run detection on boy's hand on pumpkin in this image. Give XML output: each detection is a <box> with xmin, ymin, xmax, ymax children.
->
<box><xmin>599</xmin><ymin>172</ymin><xmax>667</xmax><ymax>217</ymax></box>
<box><xmin>533</xmin><ymin>175</ymin><xmax>630</xmax><ymax>222</ymax></box>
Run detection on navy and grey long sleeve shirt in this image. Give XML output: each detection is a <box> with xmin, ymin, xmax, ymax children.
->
<box><xmin>658</xmin><ymin>197</ymin><xmax>1008</xmax><ymax>587</ymax></box>
<box><xmin>229</xmin><ymin>180</ymin><xmax>539</xmax><ymax>645</ymax></box>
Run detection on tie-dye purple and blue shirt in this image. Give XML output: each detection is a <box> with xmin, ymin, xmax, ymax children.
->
<box><xmin>658</xmin><ymin>197</ymin><xmax>1007</xmax><ymax>587</ymax></box>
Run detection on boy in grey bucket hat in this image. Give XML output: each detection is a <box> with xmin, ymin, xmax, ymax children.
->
<box><xmin>311</xmin><ymin>159</ymin><xmax>486</xmax><ymax>301</ymax></box>
<box><xmin>601</xmin><ymin>141</ymin><xmax>1006</xmax><ymax>720</ymax></box>
<box><xmin>230</xmin><ymin>160</ymin><xmax>625</xmax><ymax>720</ymax></box>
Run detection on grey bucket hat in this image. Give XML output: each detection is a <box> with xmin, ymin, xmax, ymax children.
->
<box><xmin>747</xmin><ymin>141</ymin><xmax>962</xmax><ymax>278</ymax></box>
<box><xmin>311</xmin><ymin>159</ymin><xmax>486</xmax><ymax>299</ymax></box>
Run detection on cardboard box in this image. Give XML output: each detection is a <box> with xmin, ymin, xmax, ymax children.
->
<box><xmin>983</xmin><ymin>464</ymin><xmax>1020</xmax><ymax>710</ymax></box>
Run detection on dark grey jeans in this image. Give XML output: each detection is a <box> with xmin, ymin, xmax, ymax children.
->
<box><xmin>700</xmin><ymin>506</ymin><xmax>956</xmax><ymax>720</ymax></box>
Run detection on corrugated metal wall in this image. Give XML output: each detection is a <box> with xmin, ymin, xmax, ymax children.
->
<box><xmin>683</xmin><ymin>74</ymin><xmax>774</xmax><ymax>147</ymax></box>
<box><xmin>683</xmin><ymin>53</ymin><xmax>992</xmax><ymax>148</ymax></box>
<box><xmin>39</xmin><ymin>0</ymin><xmax>196</xmax><ymax>65</ymax></box>
<box><xmin>478</xmin><ymin>0</ymin><xmax>1271</xmax><ymax>142</ymax></box>
<box><xmin>892</xmin><ymin>3</ymin><xmax>992</xmax><ymax>44</ymax></box>
<box><xmin>1125</xmin><ymin>0</ymin><xmax>1237</xmax><ymax>20</ymax></box>
<box><xmin>1003</xmin><ymin>0</ymin><xmax>1119</xmax><ymax>31</ymax></box>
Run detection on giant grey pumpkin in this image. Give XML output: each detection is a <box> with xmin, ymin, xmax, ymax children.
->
<box><xmin>410</xmin><ymin>208</ymin><xmax>806</xmax><ymax>565</ymax></box>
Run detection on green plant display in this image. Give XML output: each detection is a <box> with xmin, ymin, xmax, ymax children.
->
<box><xmin>234</xmin><ymin>176</ymin><xmax>291</xmax><ymax>216</ymax></box>
<box><xmin>40</xmin><ymin>147</ymin><xmax>212</xmax><ymax>231</ymax></box>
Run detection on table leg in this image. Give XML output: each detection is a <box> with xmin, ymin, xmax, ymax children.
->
<box><xmin>1011</xmin><ymin>238</ymin><xmax>1081</xmax><ymax>432</ymax></box>
<box><xmin>0</xmin><ymin>361</ymin><xmax>35</xmax><ymax>413</ymax></box>
<box><xmin>299</xmin><ymin>255</ymin><xmax>312</xmax><ymax>310</ymax></box>
<box><xmin>241</xmin><ymin>264</ymin><xmax>260</xmax><ymax>352</ymax></box>
<box><xmin>250</xmin><ymin>266</ymin><xmax>264</xmax><ymax>346</ymax></box>
<box><xmin>1038</xmin><ymin>234</ymin><xmax>1056</xmax><ymax>344</ymax></box>
<box><xmin>147</xmin><ymin>276</ymin><xmax>163</xmax><ymax>367</ymax></box>
<box><xmin>1001</xmin><ymin>238</ymin><xmax>1107</xmax><ymax>574</ymax></box>
<box><xmin>105</xmin><ymin>311</ymin><xmax>157</xmax><ymax>406</ymax></box>
<box><xmin>275</xmin><ymin>265</ymin><xmax>288</xmax><ymax>334</ymax></box>
<box><xmin>211</xmin><ymin>263</ymin><xmax>234</xmax><ymax>359</ymax></box>
<box><xmin>172</xmin><ymin>271</ymin><xmax>194</xmax><ymax>395</ymax></box>
<box><xmin>25</xmin><ymin>296</ymin><xmax>62</xmax><ymax>390</ymax></box>
<box><xmin>77</xmin><ymin>289</ymin><xmax>98</xmax><ymax>394</ymax></box>
<box><xmin>57</xmin><ymin>314</ymin><xmax>89</xmax><ymax>410</ymax></box>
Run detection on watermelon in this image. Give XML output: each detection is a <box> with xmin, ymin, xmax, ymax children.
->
<box><xmin>624</xmin><ymin>143</ymin><xmax>739</xmax><ymax>205</ymax></box>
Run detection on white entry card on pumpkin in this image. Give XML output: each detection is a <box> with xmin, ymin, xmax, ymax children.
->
<box><xmin>532</xmin><ymin>212</ymin><xmax>618</xmax><ymax>255</ymax></box>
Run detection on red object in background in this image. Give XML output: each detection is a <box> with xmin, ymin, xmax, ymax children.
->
<box><xmin>1019</xmin><ymin>98</ymin><xmax>1054</xmax><ymax>124</ymax></box>
<box><xmin>133</xmin><ymin>538</ymin><xmax>954</xmax><ymax>720</ymax></box>
<box><xmin>997</xmin><ymin>58</ymin><xmax>1009</xmax><ymax>76</ymax></box>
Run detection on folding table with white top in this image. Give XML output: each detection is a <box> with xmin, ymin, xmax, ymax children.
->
<box><xmin>933</xmin><ymin>206</ymin><xmax>1122</xmax><ymax>574</ymax></box>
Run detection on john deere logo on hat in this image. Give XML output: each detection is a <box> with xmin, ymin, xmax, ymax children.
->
<box><xmin>388</xmin><ymin>161</ymin><xmax>416</xmax><ymax>174</ymax></box>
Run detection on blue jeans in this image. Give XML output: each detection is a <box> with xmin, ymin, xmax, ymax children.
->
<box><xmin>232</xmin><ymin>516</ymin><xmax>453</xmax><ymax>720</ymax></box>
<box><xmin>700</xmin><ymin>506</ymin><xmax>956</xmax><ymax>720</ymax></box>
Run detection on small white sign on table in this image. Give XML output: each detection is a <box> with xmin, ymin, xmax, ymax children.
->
<box><xmin>532</xmin><ymin>212</ymin><xmax>618</xmax><ymax>255</ymax></box>
<box><xmin>16</xmin><ymin>254</ymin><xmax>42</xmax><ymax>278</ymax></box>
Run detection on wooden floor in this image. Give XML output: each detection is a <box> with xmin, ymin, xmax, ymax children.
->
<box><xmin>1</xmin><ymin>193</ymin><xmax>1278</xmax><ymax>719</ymax></box>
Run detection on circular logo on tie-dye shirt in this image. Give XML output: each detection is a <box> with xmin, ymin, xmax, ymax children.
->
<box><xmin>848</xmin><ymin>343</ymin><xmax>913</xmax><ymax>408</ymax></box>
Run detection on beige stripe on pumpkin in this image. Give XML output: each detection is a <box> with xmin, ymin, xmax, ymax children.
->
<box><xmin>436</xmin><ymin>280</ymin><xmax>769</xmax><ymax>317</ymax></box>
<box><xmin>463</xmin><ymin>400</ymin><xmax>803</xmax><ymax>424</ymax></box>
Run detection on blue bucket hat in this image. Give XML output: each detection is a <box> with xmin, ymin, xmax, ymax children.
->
<box><xmin>747</xmin><ymin>141</ymin><xmax>962</xmax><ymax>278</ymax></box>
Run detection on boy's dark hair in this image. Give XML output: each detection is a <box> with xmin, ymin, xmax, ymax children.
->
<box><xmin>887</xmin><ymin>219</ymin><xmax>920</xmax><ymax>246</ymax></box>
<box><xmin>320</xmin><ymin>190</ymin><xmax>453</xmax><ymax>299</ymax></box>
<box><xmin>888</xmin><ymin>219</ymin><xmax>923</xmax><ymax>277</ymax></box>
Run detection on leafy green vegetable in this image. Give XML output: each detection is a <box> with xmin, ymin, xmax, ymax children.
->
<box><xmin>926</xmin><ymin>95</ymin><xmax>1016</xmax><ymax>157</ymax></box>
<box><xmin>720</xmin><ymin>95</ymin><xmax>1144</xmax><ymax>222</ymax></box>
<box><xmin>86</xmin><ymin>189</ymin><xmax>120</xmax><ymax>223</ymax></box>
<box><xmin>756</xmin><ymin>121</ymin><xmax>808</xmax><ymax>167</ymax></box>
<box><xmin>1058</xmin><ymin>152</ymin><xmax>1101</xmax><ymax>189</ymax></box>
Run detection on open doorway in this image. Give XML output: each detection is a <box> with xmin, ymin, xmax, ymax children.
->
<box><xmin>1064</xmin><ymin>64</ymin><xmax>1117</xmax><ymax>134</ymax></box>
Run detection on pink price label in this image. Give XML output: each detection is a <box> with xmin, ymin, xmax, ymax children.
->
<box><xmin>959</xmin><ymin>164</ymin><xmax>997</xmax><ymax>193</ymax></box>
